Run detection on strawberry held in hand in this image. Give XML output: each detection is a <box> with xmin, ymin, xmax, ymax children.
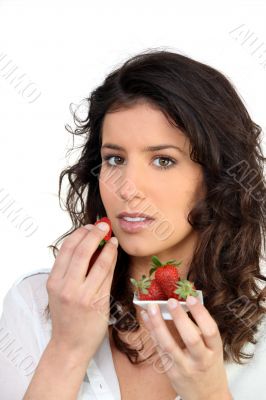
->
<box><xmin>94</xmin><ymin>216</ymin><xmax>112</xmax><ymax>244</ymax></box>
<box><xmin>86</xmin><ymin>216</ymin><xmax>112</xmax><ymax>276</ymax></box>
<box><xmin>130</xmin><ymin>274</ymin><xmax>168</xmax><ymax>300</ymax></box>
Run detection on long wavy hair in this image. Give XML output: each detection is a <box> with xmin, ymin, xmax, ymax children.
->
<box><xmin>44</xmin><ymin>49</ymin><xmax>266</xmax><ymax>365</ymax></box>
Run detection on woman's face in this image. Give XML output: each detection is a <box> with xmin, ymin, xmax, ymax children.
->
<box><xmin>99</xmin><ymin>101</ymin><xmax>206</xmax><ymax>267</ymax></box>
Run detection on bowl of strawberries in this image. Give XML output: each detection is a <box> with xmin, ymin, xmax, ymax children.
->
<box><xmin>131</xmin><ymin>256</ymin><xmax>204</xmax><ymax>320</ymax></box>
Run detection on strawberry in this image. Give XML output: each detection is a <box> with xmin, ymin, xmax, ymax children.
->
<box><xmin>173</xmin><ymin>279</ymin><xmax>198</xmax><ymax>301</ymax></box>
<box><xmin>148</xmin><ymin>255</ymin><xmax>182</xmax><ymax>299</ymax></box>
<box><xmin>86</xmin><ymin>216</ymin><xmax>112</xmax><ymax>276</ymax></box>
<box><xmin>130</xmin><ymin>274</ymin><xmax>168</xmax><ymax>300</ymax></box>
<box><xmin>94</xmin><ymin>216</ymin><xmax>112</xmax><ymax>245</ymax></box>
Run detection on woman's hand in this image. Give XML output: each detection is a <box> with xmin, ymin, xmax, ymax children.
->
<box><xmin>46</xmin><ymin>222</ymin><xmax>118</xmax><ymax>363</ymax></box>
<box><xmin>140</xmin><ymin>296</ymin><xmax>233</xmax><ymax>400</ymax></box>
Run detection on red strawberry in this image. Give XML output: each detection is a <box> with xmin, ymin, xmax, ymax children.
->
<box><xmin>149</xmin><ymin>255</ymin><xmax>182</xmax><ymax>299</ymax></box>
<box><xmin>130</xmin><ymin>274</ymin><xmax>168</xmax><ymax>300</ymax></box>
<box><xmin>173</xmin><ymin>279</ymin><xmax>198</xmax><ymax>301</ymax></box>
<box><xmin>94</xmin><ymin>216</ymin><xmax>112</xmax><ymax>244</ymax></box>
<box><xmin>86</xmin><ymin>216</ymin><xmax>112</xmax><ymax>276</ymax></box>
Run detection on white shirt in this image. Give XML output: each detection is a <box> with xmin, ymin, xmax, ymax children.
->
<box><xmin>0</xmin><ymin>269</ymin><xmax>266</xmax><ymax>400</ymax></box>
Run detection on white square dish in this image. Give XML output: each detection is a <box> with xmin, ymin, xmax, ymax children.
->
<box><xmin>133</xmin><ymin>290</ymin><xmax>204</xmax><ymax>320</ymax></box>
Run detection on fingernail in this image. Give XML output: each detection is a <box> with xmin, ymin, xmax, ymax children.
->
<box><xmin>167</xmin><ymin>298</ymin><xmax>178</xmax><ymax>309</ymax></box>
<box><xmin>110</xmin><ymin>237</ymin><xmax>118</xmax><ymax>246</ymax></box>
<box><xmin>186</xmin><ymin>295</ymin><xmax>197</xmax><ymax>305</ymax></box>
<box><xmin>140</xmin><ymin>310</ymin><xmax>150</xmax><ymax>322</ymax></box>
<box><xmin>97</xmin><ymin>222</ymin><xmax>109</xmax><ymax>231</ymax></box>
<box><xmin>84</xmin><ymin>224</ymin><xmax>93</xmax><ymax>230</ymax></box>
<box><xmin>148</xmin><ymin>303</ymin><xmax>158</xmax><ymax>316</ymax></box>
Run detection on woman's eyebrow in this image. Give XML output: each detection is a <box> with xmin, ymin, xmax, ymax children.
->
<box><xmin>101</xmin><ymin>143</ymin><xmax>185</xmax><ymax>154</ymax></box>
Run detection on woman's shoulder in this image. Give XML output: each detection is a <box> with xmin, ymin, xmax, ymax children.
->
<box><xmin>0</xmin><ymin>269</ymin><xmax>53</xmax><ymax>396</ymax></box>
<box><xmin>1</xmin><ymin>268</ymin><xmax>51</xmax><ymax>318</ymax></box>
<box><xmin>12</xmin><ymin>267</ymin><xmax>51</xmax><ymax>287</ymax></box>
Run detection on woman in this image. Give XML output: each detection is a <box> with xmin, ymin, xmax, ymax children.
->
<box><xmin>0</xmin><ymin>49</ymin><xmax>265</xmax><ymax>400</ymax></box>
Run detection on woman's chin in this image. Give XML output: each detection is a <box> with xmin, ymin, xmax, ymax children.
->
<box><xmin>117</xmin><ymin>239</ymin><xmax>163</xmax><ymax>258</ymax></box>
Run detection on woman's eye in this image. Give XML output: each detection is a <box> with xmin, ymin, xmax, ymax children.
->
<box><xmin>153</xmin><ymin>157</ymin><xmax>175</xmax><ymax>169</ymax></box>
<box><xmin>102</xmin><ymin>155</ymin><xmax>176</xmax><ymax>170</ymax></box>
<box><xmin>102</xmin><ymin>155</ymin><xmax>124</xmax><ymax>166</ymax></box>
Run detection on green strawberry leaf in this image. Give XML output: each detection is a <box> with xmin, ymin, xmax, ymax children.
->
<box><xmin>130</xmin><ymin>278</ymin><xmax>138</xmax><ymax>286</ymax></box>
<box><xmin>140</xmin><ymin>288</ymin><xmax>149</xmax><ymax>294</ymax></box>
<box><xmin>148</xmin><ymin>267</ymin><xmax>157</xmax><ymax>276</ymax></box>
<box><xmin>173</xmin><ymin>279</ymin><xmax>198</xmax><ymax>299</ymax></box>
<box><xmin>165</xmin><ymin>259</ymin><xmax>177</xmax><ymax>264</ymax></box>
<box><xmin>151</xmin><ymin>256</ymin><xmax>162</xmax><ymax>266</ymax></box>
<box><xmin>165</xmin><ymin>259</ymin><xmax>183</xmax><ymax>266</ymax></box>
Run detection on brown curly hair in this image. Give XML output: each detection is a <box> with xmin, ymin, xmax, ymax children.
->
<box><xmin>44</xmin><ymin>49</ymin><xmax>266</xmax><ymax>366</ymax></box>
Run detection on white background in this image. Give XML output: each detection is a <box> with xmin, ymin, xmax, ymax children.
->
<box><xmin>0</xmin><ymin>0</ymin><xmax>265</xmax><ymax>312</ymax></box>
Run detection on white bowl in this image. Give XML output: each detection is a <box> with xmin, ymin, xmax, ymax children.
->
<box><xmin>133</xmin><ymin>291</ymin><xmax>204</xmax><ymax>320</ymax></box>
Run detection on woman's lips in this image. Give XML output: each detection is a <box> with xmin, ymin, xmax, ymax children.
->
<box><xmin>117</xmin><ymin>217</ymin><xmax>154</xmax><ymax>233</ymax></box>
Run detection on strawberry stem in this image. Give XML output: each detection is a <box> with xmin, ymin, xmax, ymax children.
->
<box><xmin>98</xmin><ymin>239</ymin><xmax>106</xmax><ymax>247</ymax></box>
<box><xmin>173</xmin><ymin>279</ymin><xmax>198</xmax><ymax>300</ymax></box>
<box><xmin>149</xmin><ymin>256</ymin><xmax>183</xmax><ymax>277</ymax></box>
<box><xmin>130</xmin><ymin>275</ymin><xmax>151</xmax><ymax>295</ymax></box>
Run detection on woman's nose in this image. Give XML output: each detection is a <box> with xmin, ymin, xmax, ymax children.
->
<box><xmin>117</xmin><ymin>165</ymin><xmax>145</xmax><ymax>201</ymax></box>
<box><xmin>118</xmin><ymin>177</ymin><xmax>139</xmax><ymax>201</ymax></box>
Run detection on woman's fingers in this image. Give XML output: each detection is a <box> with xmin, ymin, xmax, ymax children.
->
<box><xmin>184</xmin><ymin>298</ymin><xmax>222</xmax><ymax>353</ymax></box>
<box><xmin>83</xmin><ymin>237</ymin><xmax>118</xmax><ymax>295</ymax></box>
<box><xmin>144</xmin><ymin>304</ymin><xmax>188</xmax><ymax>365</ymax></box>
<box><xmin>49</xmin><ymin>225</ymin><xmax>94</xmax><ymax>280</ymax></box>
<box><xmin>82</xmin><ymin>239</ymin><xmax>118</xmax><ymax>322</ymax></box>
<box><xmin>63</xmin><ymin>223</ymin><xmax>111</xmax><ymax>282</ymax></box>
<box><xmin>96</xmin><ymin>243</ymin><xmax>118</xmax><ymax>296</ymax></box>
<box><xmin>166</xmin><ymin>299</ymin><xmax>207</xmax><ymax>360</ymax></box>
